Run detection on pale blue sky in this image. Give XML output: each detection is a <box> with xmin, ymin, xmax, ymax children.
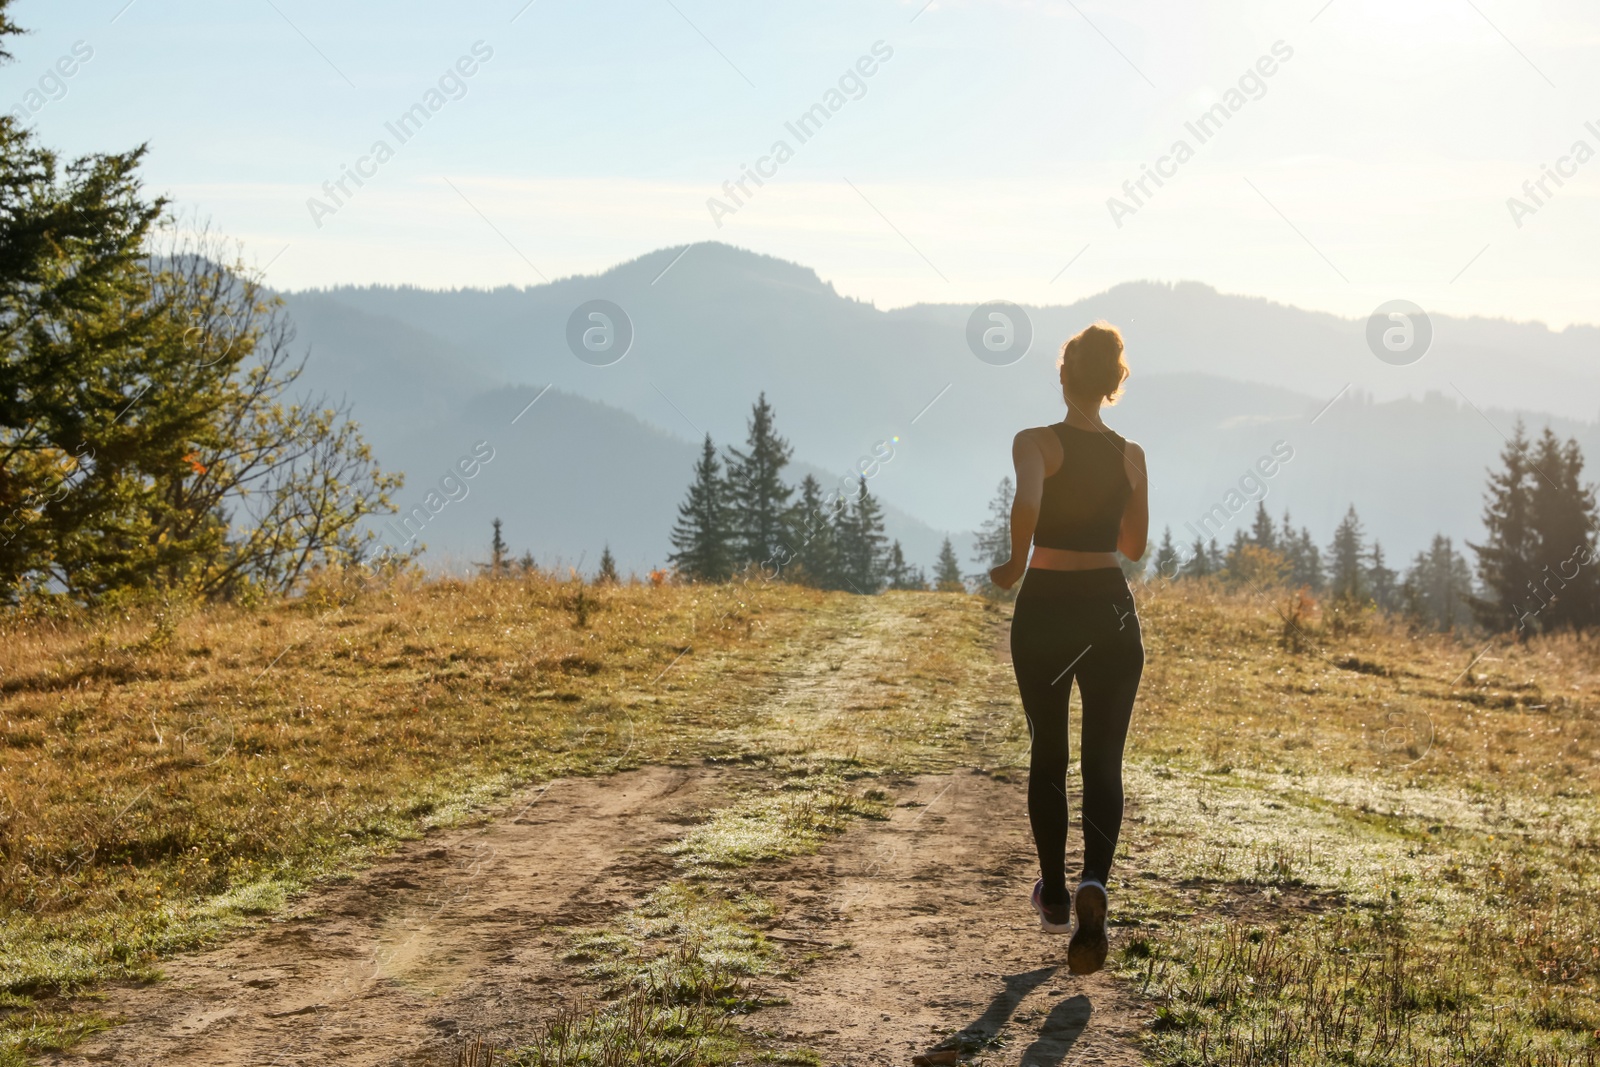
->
<box><xmin>8</xmin><ymin>0</ymin><xmax>1600</xmax><ymax>325</ymax></box>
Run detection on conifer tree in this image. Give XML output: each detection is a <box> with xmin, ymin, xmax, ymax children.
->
<box><xmin>1277</xmin><ymin>512</ymin><xmax>1303</xmax><ymax>583</ymax></box>
<box><xmin>1250</xmin><ymin>503</ymin><xmax>1277</xmax><ymax>551</ymax></box>
<box><xmin>1279</xmin><ymin>511</ymin><xmax>1297</xmax><ymax>553</ymax></box>
<box><xmin>971</xmin><ymin>477</ymin><xmax>1015</xmax><ymax>596</ymax></box>
<box><xmin>836</xmin><ymin>477</ymin><xmax>887</xmax><ymax>594</ymax></box>
<box><xmin>1291</xmin><ymin>526</ymin><xmax>1325</xmax><ymax>591</ymax></box>
<box><xmin>723</xmin><ymin>393</ymin><xmax>793</xmax><ymax>569</ymax></box>
<box><xmin>1224</xmin><ymin>528</ymin><xmax>1251</xmax><ymax>580</ymax></box>
<box><xmin>1181</xmin><ymin>536</ymin><xmax>1213</xmax><ymax>579</ymax></box>
<box><xmin>595</xmin><ymin>544</ymin><xmax>619</xmax><ymax>585</ymax></box>
<box><xmin>782</xmin><ymin>474</ymin><xmax>840</xmax><ymax>588</ymax></box>
<box><xmin>1368</xmin><ymin>542</ymin><xmax>1398</xmax><ymax>611</ymax></box>
<box><xmin>1469</xmin><ymin>423</ymin><xmax>1539</xmax><ymax>631</ymax></box>
<box><xmin>884</xmin><ymin>541</ymin><xmax>926</xmax><ymax>590</ymax></box>
<box><xmin>1523</xmin><ymin>428</ymin><xmax>1600</xmax><ymax>630</ymax></box>
<box><xmin>1153</xmin><ymin>526</ymin><xmax>1180</xmax><ymax>580</ymax></box>
<box><xmin>477</xmin><ymin>518</ymin><xmax>510</xmax><ymax>578</ymax></box>
<box><xmin>972</xmin><ymin>478</ymin><xmax>1014</xmax><ymax>568</ymax></box>
<box><xmin>934</xmin><ymin>536</ymin><xmax>965</xmax><ymax>592</ymax></box>
<box><xmin>668</xmin><ymin>434</ymin><xmax>733</xmax><ymax>582</ymax></box>
<box><xmin>1401</xmin><ymin>535</ymin><xmax>1475</xmax><ymax>632</ymax></box>
<box><xmin>1327</xmin><ymin>505</ymin><xmax>1369</xmax><ymax>603</ymax></box>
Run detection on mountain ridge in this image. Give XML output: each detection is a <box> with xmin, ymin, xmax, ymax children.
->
<box><xmin>279</xmin><ymin>242</ymin><xmax>1599</xmax><ymax>572</ymax></box>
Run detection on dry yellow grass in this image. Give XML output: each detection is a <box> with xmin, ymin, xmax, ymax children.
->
<box><xmin>1131</xmin><ymin>578</ymin><xmax>1600</xmax><ymax>794</ymax></box>
<box><xmin>0</xmin><ymin>567</ymin><xmax>1003</xmax><ymax>1065</ymax></box>
<box><xmin>0</xmin><ymin>571</ymin><xmax>817</xmax><ymax>989</ymax></box>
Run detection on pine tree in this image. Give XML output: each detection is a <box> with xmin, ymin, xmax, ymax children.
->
<box><xmin>668</xmin><ymin>434</ymin><xmax>733</xmax><ymax>582</ymax></box>
<box><xmin>1250</xmin><ymin>503</ymin><xmax>1277</xmax><ymax>551</ymax></box>
<box><xmin>934</xmin><ymin>536</ymin><xmax>965</xmax><ymax>592</ymax></box>
<box><xmin>1522</xmin><ymin>428</ymin><xmax>1600</xmax><ymax>631</ymax></box>
<box><xmin>1401</xmin><ymin>535</ymin><xmax>1475</xmax><ymax>632</ymax></box>
<box><xmin>1207</xmin><ymin>539</ymin><xmax>1225</xmax><ymax>574</ymax></box>
<box><xmin>1279</xmin><ymin>511</ymin><xmax>1297</xmax><ymax>553</ymax></box>
<box><xmin>1153</xmin><ymin>526</ymin><xmax>1180</xmax><ymax>580</ymax></box>
<box><xmin>836</xmin><ymin>477</ymin><xmax>888</xmax><ymax>594</ymax></box>
<box><xmin>785</xmin><ymin>474</ymin><xmax>841</xmax><ymax>588</ymax></box>
<box><xmin>1368</xmin><ymin>542</ymin><xmax>1398</xmax><ymax>611</ymax></box>
<box><xmin>478</xmin><ymin>518</ymin><xmax>510</xmax><ymax>578</ymax></box>
<box><xmin>972</xmin><ymin>478</ymin><xmax>1014</xmax><ymax>568</ymax></box>
<box><xmin>884</xmin><ymin>541</ymin><xmax>926</xmax><ymax>590</ymax></box>
<box><xmin>595</xmin><ymin>544</ymin><xmax>619</xmax><ymax>585</ymax></box>
<box><xmin>517</xmin><ymin>551</ymin><xmax>538</xmax><ymax>576</ymax></box>
<box><xmin>723</xmin><ymin>393</ymin><xmax>793</xmax><ymax>570</ymax></box>
<box><xmin>1223</xmin><ymin>529</ymin><xmax>1251</xmax><ymax>582</ymax></box>
<box><xmin>1278</xmin><ymin>512</ymin><xmax>1304</xmax><ymax>583</ymax></box>
<box><xmin>1181</xmin><ymin>536</ymin><xmax>1213</xmax><ymax>579</ymax></box>
<box><xmin>972</xmin><ymin>478</ymin><xmax>1015</xmax><ymax>597</ymax></box>
<box><xmin>1291</xmin><ymin>526</ymin><xmax>1325</xmax><ymax>591</ymax></box>
<box><xmin>1469</xmin><ymin>423</ymin><xmax>1539</xmax><ymax>631</ymax></box>
<box><xmin>1327</xmin><ymin>505</ymin><xmax>1369</xmax><ymax>603</ymax></box>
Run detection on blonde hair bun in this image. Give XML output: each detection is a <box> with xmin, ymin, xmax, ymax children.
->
<box><xmin>1058</xmin><ymin>321</ymin><xmax>1129</xmax><ymax>404</ymax></box>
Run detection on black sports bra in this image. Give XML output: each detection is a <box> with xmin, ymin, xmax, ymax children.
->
<box><xmin>1032</xmin><ymin>423</ymin><xmax>1132</xmax><ymax>552</ymax></box>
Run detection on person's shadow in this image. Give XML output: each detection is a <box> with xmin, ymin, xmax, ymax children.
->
<box><xmin>937</xmin><ymin>967</ymin><xmax>1091</xmax><ymax>1065</ymax></box>
<box><xmin>1016</xmin><ymin>993</ymin><xmax>1092</xmax><ymax>1066</ymax></box>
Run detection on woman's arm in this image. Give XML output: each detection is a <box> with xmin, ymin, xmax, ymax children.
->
<box><xmin>1118</xmin><ymin>440</ymin><xmax>1149</xmax><ymax>562</ymax></box>
<box><xmin>989</xmin><ymin>430</ymin><xmax>1045</xmax><ymax>590</ymax></box>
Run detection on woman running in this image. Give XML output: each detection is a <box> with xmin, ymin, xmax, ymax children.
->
<box><xmin>987</xmin><ymin>321</ymin><xmax>1148</xmax><ymax>976</ymax></box>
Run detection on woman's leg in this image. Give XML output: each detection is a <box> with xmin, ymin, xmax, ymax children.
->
<box><xmin>1074</xmin><ymin>635</ymin><xmax>1143</xmax><ymax>885</ymax></box>
<box><xmin>1011</xmin><ymin>602</ymin><xmax>1082</xmax><ymax>906</ymax></box>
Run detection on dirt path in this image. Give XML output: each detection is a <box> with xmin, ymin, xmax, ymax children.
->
<box><xmin>57</xmin><ymin>768</ymin><xmax>1148</xmax><ymax>1067</ymax></box>
<box><xmin>747</xmin><ymin>770</ymin><xmax>1147</xmax><ymax>1067</ymax></box>
<box><xmin>55</xmin><ymin>600</ymin><xmax>1152</xmax><ymax>1067</ymax></box>
<box><xmin>54</xmin><ymin>765</ymin><xmax>746</xmax><ymax>1066</ymax></box>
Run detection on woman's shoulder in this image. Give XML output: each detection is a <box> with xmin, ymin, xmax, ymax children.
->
<box><xmin>1012</xmin><ymin>424</ymin><xmax>1063</xmax><ymax>450</ymax></box>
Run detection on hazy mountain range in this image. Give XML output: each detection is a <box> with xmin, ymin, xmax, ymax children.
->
<box><xmin>281</xmin><ymin>242</ymin><xmax>1600</xmax><ymax>577</ymax></box>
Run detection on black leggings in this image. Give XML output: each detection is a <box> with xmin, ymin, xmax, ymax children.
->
<box><xmin>1009</xmin><ymin>567</ymin><xmax>1144</xmax><ymax>904</ymax></box>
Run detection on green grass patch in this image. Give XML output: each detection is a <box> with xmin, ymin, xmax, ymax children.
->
<box><xmin>666</xmin><ymin>773</ymin><xmax>888</xmax><ymax>874</ymax></box>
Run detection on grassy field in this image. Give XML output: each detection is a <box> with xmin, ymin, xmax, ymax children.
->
<box><xmin>1109</xmin><ymin>580</ymin><xmax>1600</xmax><ymax>1066</ymax></box>
<box><xmin>0</xmin><ymin>569</ymin><xmax>1000</xmax><ymax>1064</ymax></box>
<box><xmin>2</xmin><ymin>569</ymin><xmax>1599</xmax><ymax>1065</ymax></box>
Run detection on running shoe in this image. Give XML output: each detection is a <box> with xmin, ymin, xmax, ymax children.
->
<box><xmin>1067</xmin><ymin>879</ymin><xmax>1108</xmax><ymax>974</ymax></box>
<box><xmin>1030</xmin><ymin>878</ymin><xmax>1072</xmax><ymax>933</ymax></box>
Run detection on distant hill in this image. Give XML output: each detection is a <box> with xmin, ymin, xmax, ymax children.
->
<box><xmin>283</xmin><ymin>243</ymin><xmax>1600</xmax><ymax>572</ymax></box>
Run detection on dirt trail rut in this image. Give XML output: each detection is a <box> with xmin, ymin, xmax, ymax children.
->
<box><xmin>748</xmin><ymin>770</ymin><xmax>1146</xmax><ymax>1067</ymax></box>
<box><xmin>55</xmin><ymin>766</ymin><xmax>737</xmax><ymax>1067</ymax></box>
